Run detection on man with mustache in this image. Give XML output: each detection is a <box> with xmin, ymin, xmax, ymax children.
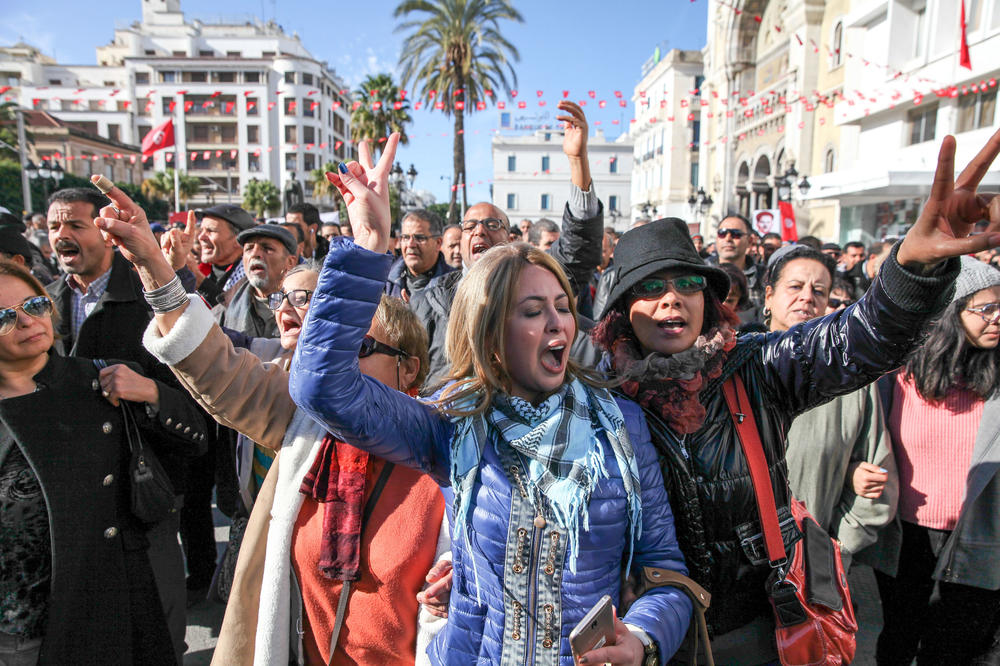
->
<box><xmin>385</xmin><ymin>208</ymin><xmax>455</xmax><ymax>302</ymax></box>
<box><xmin>218</xmin><ymin>224</ymin><xmax>298</xmax><ymax>338</ymax></box>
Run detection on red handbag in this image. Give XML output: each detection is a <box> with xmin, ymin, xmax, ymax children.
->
<box><xmin>722</xmin><ymin>375</ymin><xmax>858</xmax><ymax>666</ymax></box>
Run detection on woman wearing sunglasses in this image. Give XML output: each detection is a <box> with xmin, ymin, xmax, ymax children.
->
<box><xmin>865</xmin><ymin>256</ymin><xmax>1000</xmax><ymax>665</ymax></box>
<box><xmin>590</xmin><ymin>127</ymin><xmax>1000</xmax><ymax>665</ymax></box>
<box><xmin>286</xmin><ymin>134</ymin><xmax>692</xmax><ymax>666</ymax></box>
<box><xmin>91</xmin><ymin>193</ymin><xmax>449</xmax><ymax>665</ymax></box>
<box><xmin>0</xmin><ymin>260</ymin><xmax>188</xmax><ymax>664</ymax></box>
<box><xmin>763</xmin><ymin>244</ymin><xmax>896</xmax><ymax>572</ymax></box>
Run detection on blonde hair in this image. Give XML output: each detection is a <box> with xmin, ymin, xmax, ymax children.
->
<box><xmin>374</xmin><ymin>294</ymin><xmax>430</xmax><ymax>390</ymax></box>
<box><xmin>436</xmin><ymin>242</ymin><xmax>599</xmax><ymax>417</ymax></box>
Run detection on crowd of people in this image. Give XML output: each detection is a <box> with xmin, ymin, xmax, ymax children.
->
<box><xmin>2</xmin><ymin>100</ymin><xmax>1000</xmax><ymax>666</ymax></box>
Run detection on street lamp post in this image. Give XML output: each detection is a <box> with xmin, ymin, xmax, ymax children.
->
<box><xmin>687</xmin><ymin>186</ymin><xmax>714</xmax><ymax>234</ymax></box>
<box><xmin>26</xmin><ymin>159</ymin><xmax>65</xmax><ymax>206</ymax></box>
<box><xmin>775</xmin><ymin>162</ymin><xmax>810</xmax><ymax>203</ymax></box>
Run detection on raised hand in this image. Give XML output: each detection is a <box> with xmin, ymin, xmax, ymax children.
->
<box><xmin>162</xmin><ymin>211</ymin><xmax>197</xmax><ymax>271</ymax></box>
<box><xmin>324</xmin><ymin>133</ymin><xmax>400</xmax><ymax>254</ymax></box>
<box><xmin>556</xmin><ymin>101</ymin><xmax>592</xmax><ymax>191</ymax></box>
<box><xmin>897</xmin><ymin>127</ymin><xmax>1000</xmax><ymax>269</ymax></box>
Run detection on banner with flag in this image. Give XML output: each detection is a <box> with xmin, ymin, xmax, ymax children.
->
<box><xmin>777</xmin><ymin>201</ymin><xmax>799</xmax><ymax>242</ymax></box>
<box><xmin>141</xmin><ymin>118</ymin><xmax>175</xmax><ymax>156</ymax></box>
<box><xmin>959</xmin><ymin>0</ymin><xmax>972</xmax><ymax>70</ymax></box>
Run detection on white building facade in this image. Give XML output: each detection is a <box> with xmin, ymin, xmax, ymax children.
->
<box><xmin>8</xmin><ymin>0</ymin><xmax>352</xmax><ymax>207</ymax></box>
<box><xmin>491</xmin><ymin>129</ymin><xmax>633</xmax><ymax>231</ymax></box>
<box><xmin>630</xmin><ymin>48</ymin><xmax>705</xmax><ymax>227</ymax></box>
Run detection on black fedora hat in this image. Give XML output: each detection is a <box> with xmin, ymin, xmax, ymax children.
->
<box><xmin>598</xmin><ymin>217</ymin><xmax>730</xmax><ymax>320</ymax></box>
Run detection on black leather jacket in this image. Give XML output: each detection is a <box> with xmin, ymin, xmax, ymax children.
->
<box><xmin>643</xmin><ymin>245</ymin><xmax>959</xmax><ymax>635</ymax></box>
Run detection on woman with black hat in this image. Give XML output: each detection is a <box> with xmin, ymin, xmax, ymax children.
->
<box><xmin>592</xmin><ymin>128</ymin><xmax>1000</xmax><ymax>664</ymax></box>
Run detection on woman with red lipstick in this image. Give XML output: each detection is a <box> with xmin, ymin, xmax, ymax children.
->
<box><xmin>866</xmin><ymin>256</ymin><xmax>1000</xmax><ymax>665</ymax></box>
<box><xmin>592</xmin><ymin>128</ymin><xmax>1000</xmax><ymax>665</ymax></box>
<box><xmin>283</xmin><ymin>134</ymin><xmax>694</xmax><ymax>666</ymax></box>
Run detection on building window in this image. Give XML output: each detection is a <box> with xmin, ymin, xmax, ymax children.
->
<box><xmin>247</xmin><ymin>125</ymin><xmax>260</xmax><ymax>143</ymax></box>
<box><xmin>303</xmin><ymin>98</ymin><xmax>314</xmax><ymax>117</ymax></box>
<box><xmin>199</xmin><ymin>50</ymin><xmax>214</xmax><ymax>57</ymax></box>
<box><xmin>226</xmin><ymin>51</ymin><xmax>241</xmax><ymax>57</ymax></box>
<box><xmin>245</xmin><ymin>71</ymin><xmax>260</xmax><ymax>83</ymax></box>
<box><xmin>908</xmin><ymin>103</ymin><xmax>937</xmax><ymax>145</ymax></box>
<box><xmin>215</xmin><ymin>71</ymin><xmax>235</xmax><ymax>83</ymax></box>
<box><xmin>144</xmin><ymin>49</ymin><xmax>156</xmax><ymax>56</ymax></box>
<box><xmin>609</xmin><ymin>157</ymin><xmax>618</xmax><ymax>174</ymax></box>
<box><xmin>160</xmin><ymin>71</ymin><xmax>176</xmax><ymax>83</ymax></box>
<box><xmin>262</xmin><ymin>51</ymin><xmax>276</xmax><ymax>57</ymax></box>
<box><xmin>692</xmin><ymin>120</ymin><xmax>701</xmax><ymax>145</ymax></box>
<box><xmin>957</xmin><ymin>88</ymin><xmax>997</xmax><ymax>133</ymax></box>
<box><xmin>185</xmin><ymin>71</ymin><xmax>207</xmax><ymax>83</ymax></box>
<box><xmin>248</xmin><ymin>154</ymin><xmax>261</xmax><ymax>172</ymax></box>
<box><xmin>824</xmin><ymin>149</ymin><xmax>836</xmax><ymax>173</ymax></box>
<box><xmin>690</xmin><ymin>162</ymin><xmax>699</xmax><ymax>189</ymax></box>
<box><xmin>284</xmin><ymin>98</ymin><xmax>296</xmax><ymax>116</ymax></box>
<box><xmin>540</xmin><ymin>194</ymin><xmax>551</xmax><ymax>210</ymax></box>
<box><xmin>135</xmin><ymin>72</ymin><xmax>150</xmax><ymax>84</ymax></box>
<box><xmin>284</xmin><ymin>125</ymin><xmax>297</xmax><ymax>143</ymax></box>
<box><xmin>303</xmin><ymin>73</ymin><xmax>314</xmax><ymax>85</ymax></box>
<box><xmin>303</xmin><ymin>126</ymin><xmax>315</xmax><ymax>143</ymax></box>
<box><xmin>107</xmin><ymin>125</ymin><xmax>121</xmax><ymax>143</ymax></box>
<box><xmin>507</xmin><ymin>155</ymin><xmax>516</xmax><ymax>172</ymax></box>
<box><xmin>304</xmin><ymin>153</ymin><xmax>316</xmax><ymax>171</ymax></box>
<box><xmin>284</xmin><ymin>71</ymin><xmax>296</xmax><ymax>84</ymax></box>
<box><xmin>221</xmin><ymin>125</ymin><xmax>237</xmax><ymax>143</ymax></box>
<box><xmin>541</xmin><ymin>155</ymin><xmax>550</xmax><ymax>172</ymax></box>
<box><xmin>285</xmin><ymin>153</ymin><xmax>297</xmax><ymax>171</ymax></box>
<box><xmin>506</xmin><ymin>193</ymin><xmax>517</xmax><ymax>209</ymax></box>
<box><xmin>172</xmin><ymin>50</ymin><xmax>186</xmax><ymax>57</ymax></box>
<box><xmin>247</xmin><ymin>97</ymin><xmax>259</xmax><ymax>116</ymax></box>
<box><xmin>831</xmin><ymin>21</ymin><xmax>843</xmax><ymax>68</ymax></box>
<box><xmin>609</xmin><ymin>195</ymin><xmax>619</xmax><ymax>212</ymax></box>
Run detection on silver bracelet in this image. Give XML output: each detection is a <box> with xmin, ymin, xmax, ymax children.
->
<box><xmin>144</xmin><ymin>275</ymin><xmax>188</xmax><ymax>314</ymax></box>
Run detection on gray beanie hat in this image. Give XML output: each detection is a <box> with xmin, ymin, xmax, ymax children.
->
<box><xmin>953</xmin><ymin>256</ymin><xmax>1000</xmax><ymax>302</ymax></box>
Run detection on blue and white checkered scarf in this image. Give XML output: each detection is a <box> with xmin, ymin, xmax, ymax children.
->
<box><xmin>450</xmin><ymin>378</ymin><xmax>642</xmax><ymax>591</ymax></box>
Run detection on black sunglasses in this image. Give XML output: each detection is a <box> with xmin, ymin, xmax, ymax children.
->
<box><xmin>828</xmin><ymin>297</ymin><xmax>854</xmax><ymax>309</ymax></box>
<box><xmin>461</xmin><ymin>218</ymin><xmax>507</xmax><ymax>233</ymax></box>
<box><xmin>717</xmin><ymin>229</ymin><xmax>746</xmax><ymax>240</ymax></box>
<box><xmin>267</xmin><ymin>289</ymin><xmax>313</xmax><ymax>311</ymax></box>
<box><xmin>630</xmin><ymin>275</ymin><xmax>707</xmax><ymax>300</ymax></box>
<box><xmin>0</xmin><ymin>296</ymin><xmax>53</xmax><ymax>336</ymax></box>
<box><xmin>359</xmin><ymin>334</ymin><xmax>410</xmax><ymax>359</ymax></box>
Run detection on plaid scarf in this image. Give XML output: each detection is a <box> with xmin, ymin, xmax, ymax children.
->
<box><xmin>450</xmin><ymin>379</ymin><xmax>642</xmax><ymax>584</ymax></box>
<box><xmin>299</xmin><ymin>433</ymin><xmax>369</xmax><ymax>581</ymax></box>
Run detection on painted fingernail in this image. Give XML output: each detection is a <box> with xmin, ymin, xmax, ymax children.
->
<box><xmin>338</xmin><ymin>162</ymin><xmax>348</xmax><ymax>174</ymax></box>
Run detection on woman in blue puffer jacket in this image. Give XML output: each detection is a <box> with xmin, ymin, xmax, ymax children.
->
<box><xmin>288</xmin><ymin>134</ymin><xmax>692</xmax><ymax>666</ymax></box>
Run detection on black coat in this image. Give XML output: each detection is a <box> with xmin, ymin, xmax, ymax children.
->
<box><xmin>0</xmin><ymin>353</ymin><xmax>203</xmax><ymax>664</ymax></box>
<box><xmin>643</xmin><ymin>246</ymin><xmax>959</xmax><ymax>635</ymax></box>
<box><xmin>46</xmin><ymin>252</ymin><xmax>208</xmax><ymax>489</ymax></box>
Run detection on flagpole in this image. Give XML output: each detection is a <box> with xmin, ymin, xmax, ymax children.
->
<box><xmin>173</xmin><ymin>147</ymin><xmax>180</xmax><ymax>213</ymax></box>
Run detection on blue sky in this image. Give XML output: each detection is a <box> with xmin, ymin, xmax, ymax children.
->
<box><xmin>1</xmin><ymin>0</ymin><xmax>708</xmax><ymax>204</ymax></box>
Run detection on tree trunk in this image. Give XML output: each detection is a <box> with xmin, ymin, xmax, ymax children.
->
<box><xmin>448</xmin><ymin>69</ymin><xmax>467</xmax><ymax>224</ymax></box>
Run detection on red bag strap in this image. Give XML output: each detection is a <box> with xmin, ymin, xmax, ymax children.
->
<box><xmin>721</xmin><ymin>375</ymin><xmax>787</xmax><ymax>569</ymax></box>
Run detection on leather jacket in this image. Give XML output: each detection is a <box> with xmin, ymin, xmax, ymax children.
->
<box><xmin>641</xmin><ymin>245</ymin><xmax>959</xmax><ymax>635</ymax></box>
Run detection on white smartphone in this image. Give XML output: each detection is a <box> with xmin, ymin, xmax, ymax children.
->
<box><xmin>569</xmin><ymin>594</ymin><xmax>615</xmax><ymax>659</ymax></box>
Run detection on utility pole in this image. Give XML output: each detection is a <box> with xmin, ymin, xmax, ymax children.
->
<box><xmin>16</xmin><ymin>109</ymin><xmax>31</xmax><ymax>213</ymax></box>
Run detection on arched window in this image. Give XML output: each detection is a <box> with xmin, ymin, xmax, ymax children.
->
<box><xmin>832</xmin><ymin>21</ymin><xmax>843</xmax><ymax>68</ymax></box>
<box><xmin>824</xmin><ymin>148</ymin><xmax>835</xmax><ymax>173</ymax></box>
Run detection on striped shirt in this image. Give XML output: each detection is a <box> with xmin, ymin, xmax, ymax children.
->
<box><xmin>68</xmin><ymin>266</ymin><xmax>113</xmax><ymax>339</ymax></box>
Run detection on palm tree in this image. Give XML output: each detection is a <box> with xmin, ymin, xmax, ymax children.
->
<box><xmin>395</xmin><ymin>0</ymin><xmax>522</xmax><ymax>223</ymax></box>
<box><xmin>350</xmin><ymin>73</ymin><xmax>412</xmax><ymax>153</ymax></box>
<box><xmin>310</xmin><ymin>161</ymin><xmax>340</xmax><ymax>204</ymax></box>
<box><xmin>140</xmin><ymin>168</ymin><xmax>201</xmax><ymax>206</ymax></box>
<box><xmin>243</xmin><ymin>178</ymin><xmax>281</xmax><ymax>218</ymax></box>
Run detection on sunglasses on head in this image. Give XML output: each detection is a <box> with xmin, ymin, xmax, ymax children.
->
<box><xmin>358</xmin><ymin>334</ymin><xmax>410</xmax><ymax>359</ymax></box>
<box><xmin>630</xmin><ymin>274</ymin><xmax>707</xmax><ymax>300</ymax></box>
<box><xmin>267</xmin><ymin>289</ymin><xmax>313</xmax><ymax>311</ymax></box>
<box><xmin>461</xmin><ymin>218</ymin><xmax>507</xmax><ymax>233</ymax></box>
<box><xmin>0</xmin><ymin>296</ymin><xmax>53</xmax><ymax>336</ymax></box>
<box><xmin>828</xmin><ymin>297</ymin><xmax>854</xmax><ymax>309</ymax></box>
<box><xmin>717</xmin><ymin>228</ymin><xmax>746</xmax><ymax>240</ymax></box>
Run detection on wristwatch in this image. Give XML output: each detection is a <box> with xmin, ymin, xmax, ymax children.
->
<box><xmin>629</xmin><ymin>627</ymin><xmax>660</xmax><ymax>666</ymax></box>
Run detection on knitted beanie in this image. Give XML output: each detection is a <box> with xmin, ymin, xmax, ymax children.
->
<box><xmin>953</xmin><ymin>255</ymin><xmax>1000</xmax><ymax>302</ymax></box>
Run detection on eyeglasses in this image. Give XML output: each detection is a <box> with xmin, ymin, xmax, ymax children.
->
<box><xmin>399</xmin><ymin>234</ymin><xmax>437</xmax><ymax>244</ymax></box>
<box><xmin>0</xmin><ymin>296</ymin><xmax>53</xmax><ymax>336</ymax></box>
<box><xmin>966</xmin><ymin>302</ymin><xmax>1000</xmax><ymax>324</ymax></box>
<box><xmin>461</xmin><ymin>218</ymin><xmax>507</xmax><ymax>233</ymax></box>
<box><xmin>717</xmin><ymin>229</ymin><xmax>746</xmax><ymax>240</ymax></box>
<box><xmin>630</xmin><ymin>275</ymin><xmax>707</xmax><ymax>300</ymax></box>
<box><xmin>828</xmin><ymin>297</ymin><xmax>854</xmax><ymax>309</ymax></box>
<box><xmin>267</xmin><ymin>289</ymin><xmax>313</xmax><ymax>311</ymax></box>
<box><xmin>359</xmin><ymin>334</ymin><xmax>410</xmax><ymax>359</ymax></box>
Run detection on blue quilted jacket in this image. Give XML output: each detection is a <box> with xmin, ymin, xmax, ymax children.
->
<box><xmin>290</xmin><ymin>238</ymin><xmax>692</xmax><ymax>665</ymax></box>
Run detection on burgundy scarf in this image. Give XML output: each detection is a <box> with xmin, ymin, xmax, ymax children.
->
<box><xmin>299</xmin><ymin>433</ymin><xmax>369</xmax><ymax>581</ymax></box>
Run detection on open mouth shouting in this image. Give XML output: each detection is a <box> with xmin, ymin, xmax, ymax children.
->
<box><xmin>55</xmin><ymin>240</ymin><xmax>82</xmax><ymax>267</ymax></box>
<box><xmin>540</xmin><ymin>339</ymin><xmax>569</xmax><ymax>374</ymax></box>
<box><xmin>470</xmin><ymin>241</ymin><xmax>492</xmax><ymax>260</ymax></box>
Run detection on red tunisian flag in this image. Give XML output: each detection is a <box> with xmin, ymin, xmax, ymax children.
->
<box><xmin>959</xmin><ymin>0</ymin><xmax>972</xmax><ymax>70</ymax></box>
<box><xmin>141</xmin><ymin>118</ymin><xmax>175</xmax><ymax>156</ymax></box>
<box><xmin>778</xmin><ymin>201</ymin><xmax>798</xmax><ymax>242</ymax></box>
